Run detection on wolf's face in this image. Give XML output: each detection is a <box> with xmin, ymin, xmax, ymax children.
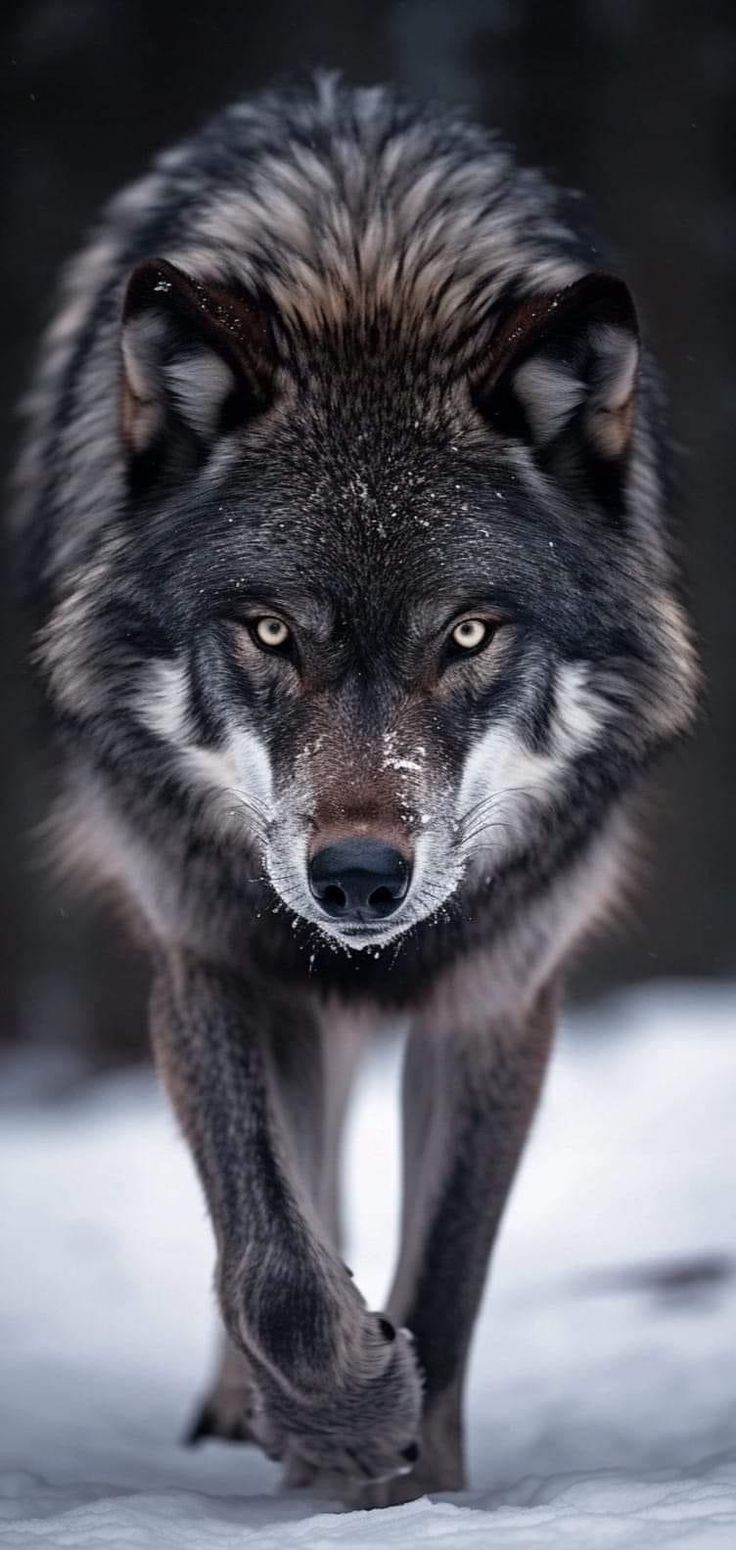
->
<box><xmin>106</xmin><ymin>261</ymin><xmax>695</xmax><ymax>949</ymax></box>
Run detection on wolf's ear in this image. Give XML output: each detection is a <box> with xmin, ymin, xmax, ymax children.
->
<box><xmin>121</xmin><ymin>259</ymin><xmax>275</xmax><ymax>472</ymax></box>
<box><xmin>473</xmin><ymin>273</ymin><xmax>639</xmax><ymax>504</ymax></box>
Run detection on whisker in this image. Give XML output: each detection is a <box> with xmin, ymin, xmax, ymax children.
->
<box><xmin>460</xmin><ymin>819</ymin><xmax>513</xmax><ymax>846</ymax></box>
<box><xmin>457</xmin><ymin>784</ymin><xmax>550</xmax><ymax>847</ymax></box>
<box><xmin>459</xmin><ymin>782</ymin><xmax>550</xmax><ymax>829</ymax></box>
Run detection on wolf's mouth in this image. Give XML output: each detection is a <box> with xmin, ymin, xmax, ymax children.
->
<box><xmin>317</xmin><ymin>916</ymin><xmax>410</xmax><ymax>951</ymax></box>
<box><xmin>332</xmin><ymin>920</ymin><xmax>399</xmax><ymax>941</ymax></box>
<box><xmin>339</xmin><ymin>922</ymin><xmax>395</xmax><ymax>938</ymax></box>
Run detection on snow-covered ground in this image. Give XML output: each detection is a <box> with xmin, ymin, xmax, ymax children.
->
<box><xmin>1</xmin><ymin>983</ymin><xmax>735</xmax><ymax>1548</ymax></box>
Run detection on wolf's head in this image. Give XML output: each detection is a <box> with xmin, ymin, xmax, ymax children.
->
<box><xmin>68</xmin><ymin>256</ymin><xmax>696</xmax><ymax>950</ymax></box>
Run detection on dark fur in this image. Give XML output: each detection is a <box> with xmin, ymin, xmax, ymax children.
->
<box><xmin>15</xmin><ymin>77</ymin><xmax>698</xmax><ymax>1503</ymax></box>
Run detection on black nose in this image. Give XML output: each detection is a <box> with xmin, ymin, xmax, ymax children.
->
<box><xmin>308</xmin><ymin>840</ymin><xmax>411</xmax><ymax>923</ymax></box>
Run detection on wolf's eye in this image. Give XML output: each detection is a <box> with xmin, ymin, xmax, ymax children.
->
<box><xmin>252</xmin><ymin>616</ymin><xmax>291</xmax><ymax>651</ymax></box>
<box><xmin>450</xmin><ymin>618</ymin><xmax>491</xmax><ymax>653</ymax></box>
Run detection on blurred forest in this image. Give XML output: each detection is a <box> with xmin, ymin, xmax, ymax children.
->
<box><xmin>1</xmin><ymin>0</ymin><xmax>734</xmax><ymax>1063</ymax></box>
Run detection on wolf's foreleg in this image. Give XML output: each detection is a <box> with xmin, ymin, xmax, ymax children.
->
<box><xmin>151</xmin><ymin>954</ymin><xmax>420</xmax><ymax>1489</ymax></box>
<box><xmin>186</xmin><ymin>1000</ymin><xmax>366</xmax><ymax>1454</ymax></box>
<box><xmin>361</xmin><ymin>977</ymin><xmax>557</xmax><ymax>1504</ymax></box>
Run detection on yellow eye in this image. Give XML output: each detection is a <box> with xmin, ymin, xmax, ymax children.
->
<box><xmin>450</xmin><ymin>618</ymin><xmax>490</xmax><ymax>652</ymax></box>
<box><xmin>253</xmin><ymin>616</ymin><xmax>290</xmax><ymax>650</ymax></box>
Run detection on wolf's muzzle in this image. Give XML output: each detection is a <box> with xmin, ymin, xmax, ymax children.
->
<box><xmin>308</xmin><ymin>839</ymin><xmax>411</xmax><ymax>924</ymax></box>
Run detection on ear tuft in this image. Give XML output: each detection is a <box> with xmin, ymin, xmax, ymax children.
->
<box><xmin>121</xmin><ymin>259</ymin><xmax>275</xmax><ymax>469</ymax></box>
<box><xmin>473</xmin><ymin>273</ymin><xmax>640</xmax><ymax>495</ymax></box>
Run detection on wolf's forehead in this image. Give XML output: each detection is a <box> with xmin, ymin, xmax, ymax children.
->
<box><xmin>225</xmin><ymin>451</ymin><xmax>528</xmax><ymax>610</ymax></box>
<box><xmin>251</xmin><ymin>486</ymin><xmax>485</xmax><ymax>580</ymax></box>
<box><xmin>255</xmin><ymin>414</ymin><xmax>503</xmax><ymax>531</ymax></box>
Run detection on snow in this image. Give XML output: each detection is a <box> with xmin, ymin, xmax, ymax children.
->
<box><xmin>2</xmin><ymin>983</ymin><xmax>736</xmax><ymax>1548</ymax></box>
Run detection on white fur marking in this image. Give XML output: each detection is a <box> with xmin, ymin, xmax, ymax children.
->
<box><xmin>136</xmin><ymin>658</ymin><xmax>273</xmax><ymax>815</ymax></box>
<box><xmin>230</xmin><ymin>727</ymin><xmax>275</xmax><ymax>811</ymax></box>
<box><xmin>457</xmin><ymin>662</ymin><xmax>606</xmax><ymax>852</ymax></box>
<box><xmin>513</xmin><ymin>357</ymin><xmax>585</xmax><ymax>443</ymax></box>
<box><xmin>137</xmin><ymin>659</ymin><xmax>190</xmax><ymax>741</ymax></box>
<box><xmin>164</xmin><ymin>351</ymin><xmax>235</xmax><ymax>438</ymax></box>
<box><xmin>554</xmin><ymin>662</ymin><xmax>606</xmax><ymax>755</ymax></box>
<box><xmin>590</xmin><ymin>324</ymin><xmax>639</xmax><ymax>409</ymax></box>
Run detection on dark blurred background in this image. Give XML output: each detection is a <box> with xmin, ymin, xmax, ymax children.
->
<box><xmin>1</xmin><ymin>0</ymin><xmax>734</xmax><ymax>1066</ymax></box>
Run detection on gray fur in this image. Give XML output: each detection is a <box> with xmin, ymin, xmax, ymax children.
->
<box><xmin>152</xmin><ymin>957</ymin><xmax>420</xmax><ymax>1484</ymax></box>
<box><xmin>14</xmin><ymin>77</ymin><xmax>698</xmax><ymax>1502</ymax></box>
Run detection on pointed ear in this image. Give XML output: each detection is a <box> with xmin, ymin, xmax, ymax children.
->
<box><xmin>473</xmin><ymin>273</ymin><xmax>639</xmax><ymax>504</ymax></box>
<box><xmin>120</xmin><ymin>259</ymin><xmax>275</xmax><ymax>476</ymax></box>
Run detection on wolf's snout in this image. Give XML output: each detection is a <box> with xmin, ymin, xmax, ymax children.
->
<box><xmin>308</xmin><ymin>840</ymin><xmax>411</xmax><ymax>924</ymax></box>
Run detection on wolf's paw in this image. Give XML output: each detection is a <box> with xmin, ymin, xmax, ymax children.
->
<box><xmin>265</xmin><ymin>1316</ymin><xmax>422</xmax><ymax>1494</ymax></box>
<box><xmin>348</xmin><ymin>1388</ymin><xmax>467</xmax><ymax>1507</ymax></box>
<box><xmin>347</xmin><ymin>1452</ymin><xmax>464</xmax><ymax>1508</ymax></box>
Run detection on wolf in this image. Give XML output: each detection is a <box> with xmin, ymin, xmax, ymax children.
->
<box><xmin>14</xmin><ymin>75</ymin><xmax>698</xmax><ymax>1505</ymax></box>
